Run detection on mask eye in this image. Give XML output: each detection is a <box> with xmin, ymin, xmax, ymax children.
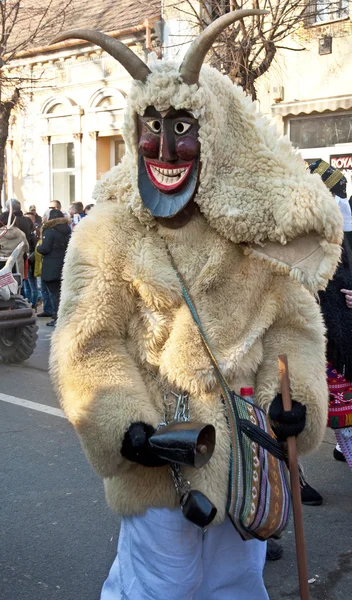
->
<box><xmin>146</xmin><ymin>119</ymin><xmax>162</xmax><ymax>134</ymax></box>
<box><xmin>174</xmin><ymin>121</ymin><xmax>191</xmax><ymax>135</ymax></box>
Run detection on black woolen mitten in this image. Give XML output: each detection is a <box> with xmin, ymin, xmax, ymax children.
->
<box><xmin>121</xmin><ymin>422</ymin><xmax>168</xmax><ymax>467</ymax></box>
<box><xmin>269</xmin><ymin>393</ymin><xmax>306</xmax><ymax>442</ymax></box>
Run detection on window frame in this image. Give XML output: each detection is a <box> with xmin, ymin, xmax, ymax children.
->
<box><xmin>109</xmin><ymin>136</ymin><xmax>126</xmax><ymax>168</ymax></box>
<box><xmin>305</xmin><ymin>0</ymin><xmax>350</xmax><ymax>27</ymax></box>
<box><xmin>287</xmin><ymin>111</ymin><xmax>352</xmax><ymax>150</ymax></box>
<box><xmin>51</xmin><ymin>140</ymin><xmax>77</xmax><ymax>209</ymax></box>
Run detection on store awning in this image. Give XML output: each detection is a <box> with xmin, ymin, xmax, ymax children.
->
<box><xmin>272</xmin><ymin>95</ymin><xmax>352</xmax><ymax>117</ymax></box>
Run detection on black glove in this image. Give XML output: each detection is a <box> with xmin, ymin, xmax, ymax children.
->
<box><xmin>269</xmin><ymin>394</ymin><xmax>306</xmax><ymax>442</ymax></box>
<box><xmin>121</xmin><ymin>422</ymin><xmax>168</xmax><ymax>467</ymax></box>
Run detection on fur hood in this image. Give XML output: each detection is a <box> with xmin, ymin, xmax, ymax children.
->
<box><xmin>93</xmin><ymin>60</ymin><xmax>342</xmax><ymax>291</ymax></box>
<box><xmin>42</xmin><ymin>217</ymin><xmax>70</xmax><ymax>230</ymax></box>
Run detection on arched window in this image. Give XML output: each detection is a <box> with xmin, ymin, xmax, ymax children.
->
<box><xmin>88</xmin><ymin>87</ymin><xmax>126</xmax><ymax>110</ymax></box>
<box><xmin>41</xmin><ymin>96</ymin><xmax>77</xmax><ymax>116</ymax></box>
<box><xmin>96</xmin><ymin>96</ymin><xmax>115</xmax><ymax>109</ymax></box>
<box><xmin>47</xmin><ymin>103</ymin><xmax>67</xmax><ymax>115</ymax></box>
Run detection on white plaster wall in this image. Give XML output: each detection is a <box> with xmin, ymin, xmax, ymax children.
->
<box><xmin>9</xmin><ymin>49</ymin><xmax>135</xmax><ymax>216</ymax></box>
<box><xmin>256</xmin><ymin>29</ymin><xmax>352</xmax><ymax>126</ymax></box>
<box><xmin>162</xmin><ymin>0</ymin><xmax>199</xmax><ymax>60</ymax></box>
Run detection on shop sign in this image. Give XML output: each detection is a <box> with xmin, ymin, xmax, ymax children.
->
<box><xmin>330</xmin><ymin>155</ymin><xmax>352</xmax><ymax>171</ymax></box>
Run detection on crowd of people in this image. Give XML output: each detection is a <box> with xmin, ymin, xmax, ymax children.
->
<box><xmin>0</xmin><ymin>198</ymin><xmax>93</xmax><ymax>327</ymax></box>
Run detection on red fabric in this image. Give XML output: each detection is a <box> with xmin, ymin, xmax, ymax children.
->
<box><xmin>0</xmin><ymin>272</ymin><xmax>16</xmax><ymax>288</ymax></box>
<box><xmin>23</xmin><ymin>256</ymin><xmax>28</xmax><ymax>280</ymax></box>
<box><xmin>327</xmin><ymin>364</ymin><xmax>352</xmax><ymax>429</ymax></box>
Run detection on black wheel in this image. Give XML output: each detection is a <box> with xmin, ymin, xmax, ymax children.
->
<box><xmin>0</xmin><ymin>296</ymin><xmax>38</xmax><ymax>363</ymax></box>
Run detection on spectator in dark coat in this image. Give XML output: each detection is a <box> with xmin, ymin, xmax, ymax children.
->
<box><xmin>23</xmin><ymin>212</ymin><xmax>40</xmax><ymax>308</ymax></box>
<box><xmin>37</xmin><ymin>209</ymin><xmax>70</xmax><ymax>327</ymax></box>
<box><xmin>0</xmin><ymin>199</ymin><xmax>32</xmax><ymax>243</ymax></box>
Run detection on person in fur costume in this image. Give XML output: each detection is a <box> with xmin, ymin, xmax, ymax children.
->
<box><xmin>50</xmin><ymin>11</ymin><xmax>343</xmax><ymax>599</ymax></box>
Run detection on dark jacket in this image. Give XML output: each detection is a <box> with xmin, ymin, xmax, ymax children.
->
<box><xmin>318</xmin><ymin>235</ymin><xmax>352</xmax><ymax>380</ymax></box>
<box><xmin>37</xmin><ymin>218</ymin><xmax>71</xmax><ymax>281</ymax></box>
<box><xmin>0</xmin><ymin>210</ymin><xmax>32</xmax><ymax>243</ymax></box>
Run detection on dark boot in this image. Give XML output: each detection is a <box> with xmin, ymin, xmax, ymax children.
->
<box><xmin>299</xmin><ymin>463</ymin><xmax>323</xmax><ymax>506</ymax></box>
<box><xmin>46</xmin><ymin>319</ymin><xmax>57</xmax><ymax>327</ymax></box>
<box><xmin>266</xmin><ymin>538</ymin><xmax>283</xmax><ymax>561</ymax></box>
<box><xmin>333</xmin><ymin>447</ymin><xmax>346</xmax><ymax>462</ymax></box>
<box><xmin>300</xmin><ymin>482</ymin><xmax>323</xmax><ymax>506</ymax></box>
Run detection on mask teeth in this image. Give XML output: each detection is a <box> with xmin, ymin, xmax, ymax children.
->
<box><xmin>151</xmin><ymin>166</ymin><xmax>187</xmax><ymax>185</ymax></box>
<box><xmin>154</xmin><ymin>166</ymin><xmax>186</xmax><ymax>176</ymax></box>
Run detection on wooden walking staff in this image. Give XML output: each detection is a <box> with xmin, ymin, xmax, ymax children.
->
<box><xmin>278</xmin><ymin>354</ymin><xmax>310</xmax><ymax>600</ymax></box>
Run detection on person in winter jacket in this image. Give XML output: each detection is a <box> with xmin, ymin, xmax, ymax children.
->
<box><xmin>50</xmin><ymin>11</ymin><xmax>343</xmax><ymax>600</ymax></box>
<box><xmin>37</xmin><ymin>209</ymin><xmax>70</xmax><ymax>327</ymax></box>
<box><xmin>33</xmin><ymin>242</ymin><xmax>43</xmax><ymax>279</ymax></box>
<box><xmin>28</xmin><ymin>205</ymin><xmax>42</xmax><ymax>227</ymax></box>
<box><xmin>0</xmin><ymin>199</ymin><xmax>32</xmax><ymax>243</ymax></box>
<box><xmin>309</xmin><ymin>160</ymin><xmax>352</xmax><ymax>468</ymax></box>
<box><xmin>25</xmin><ymin>211</ymin><xmax>41</xmax><ymax>241</ymax></box>
<box><xmin>0</xmin><ymin>223</ymin><xmax>29</xmax><ymax>279</ymax></box>
<box><xmin>34</xmin><ymin>233</ymin><xmax>55</xmax><ymax>318</ymax></box>
<box><xmin>22</xmin><ymin>212</ymin><xmax>40</xmax><ymax>308</ymax></box>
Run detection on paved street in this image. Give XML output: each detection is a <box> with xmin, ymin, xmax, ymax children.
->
<box><xmin>1</xmin><ymin>320</ymin><xmax>352</xmax><ymax>599</ymax></box>
<box><xmin>0</xmin><ymin>321</ymin><xmax>117</xmax><ymax>600</ymax></box>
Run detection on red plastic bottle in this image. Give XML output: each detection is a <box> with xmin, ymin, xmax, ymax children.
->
<box><xmin>240</xmin><ymin>386</ymin><xmax>254</xmax><ymax>404</ymax></box>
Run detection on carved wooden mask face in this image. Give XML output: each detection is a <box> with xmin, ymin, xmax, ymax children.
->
<box><xmin>137</xmin><ymin>106</ymin><xmax>201</xmax><ymax>218</ymax></box>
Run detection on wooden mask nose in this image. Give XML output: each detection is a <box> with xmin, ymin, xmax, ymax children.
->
<box><xmin>159</xmin><ymin>122</ymin><xmax>178</xmax><ymax>162</ymax></box>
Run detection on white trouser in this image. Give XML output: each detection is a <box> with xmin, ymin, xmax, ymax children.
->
<box><xmin>101</xmin><ymin>508</ymin><xmax>269</xmax><ymax>600</ymax></box>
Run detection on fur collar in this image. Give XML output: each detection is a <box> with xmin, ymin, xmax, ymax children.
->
<box><xmin>42</xmin><ymin>217</ymin><xmax>70</xmax><ymax>230</ymax></box>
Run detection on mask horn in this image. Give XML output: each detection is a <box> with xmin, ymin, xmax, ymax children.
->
<box><xmin>50</xmin><ymin>29</ymin><xmax>151</xmax><ymax>83</ymax></box>
<box><xmin>180</xmin><ymin>9</ymin><xmax>269</xmax><ymax>86</ymax></box>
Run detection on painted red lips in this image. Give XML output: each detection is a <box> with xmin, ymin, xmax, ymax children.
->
<box><xmin>144</xmin><ymin>158</ymin><xmax>194</xmax><ymax>193</ymax></box>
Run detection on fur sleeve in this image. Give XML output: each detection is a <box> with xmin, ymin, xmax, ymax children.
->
<box><xmin>255</xmin><ymin>283</ymin><xmax>328</xmax><ymax>455</ymax></box>
<box><xmin>49</xmin><ymin>203</ymin><xmax>160</xmax><ymax>478</ymax></box>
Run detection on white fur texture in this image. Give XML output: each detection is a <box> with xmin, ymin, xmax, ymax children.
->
<box><xmin>51</xmin><ymin>205</ymin><xmax>330</xmax><ymax>523</ymax></box>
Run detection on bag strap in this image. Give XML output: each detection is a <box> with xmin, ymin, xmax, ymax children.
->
<box><xmin>173</xmin><ymin>265</ymin><xmax>288</xmax><ymax>462</ymax></box>
<box><xmin>173</xmin><ymin>266</ymin><xmax>237</xmax><ymax>410</ymax></box>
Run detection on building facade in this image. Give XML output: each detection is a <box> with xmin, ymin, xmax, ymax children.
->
<box><xmin>4</xmin><ymin>1</ymin><xmax>352</xmax><ymax>212</ymax></box>
<box><xmin>257</xmin><ymin>1</ymin><xmax>352</xmax><ymax>195</ymax></box>
<box><xmin>2</xmin><ymin>1</ymin><xmax>161</xmax><ymax>214</ymax></box>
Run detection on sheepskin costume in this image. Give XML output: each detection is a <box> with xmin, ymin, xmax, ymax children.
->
<box><xmin>50</xmin><ymin>39</ymin><xmax>343</xmax><ymax>526</ymax></box>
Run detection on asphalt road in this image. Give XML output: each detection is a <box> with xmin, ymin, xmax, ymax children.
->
<box><xmin>0</xmin><ymin>320</ymin><xmax>118</xmax><ymax>600</ymax></box>
<box><xmin>1</xmin><ymin>320</ymin><xmax>351</xmax><ymax>600</ymax></box>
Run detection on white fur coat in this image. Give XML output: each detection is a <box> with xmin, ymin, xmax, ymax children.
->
<box><xmin>50</xmin><ymin>62</ymin><xmax>342</xmax><ymax>524</ymax></box>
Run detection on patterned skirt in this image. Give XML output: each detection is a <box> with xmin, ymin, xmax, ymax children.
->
<box><xmin>327</xmin><ymin>364</ymin><xmax>352</xmax><ymax>469</ymax></box>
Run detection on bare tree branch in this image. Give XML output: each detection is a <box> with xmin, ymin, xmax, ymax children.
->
<box><xmin>171</xmin><ymin>0</ymin><xmax>348</xmax><ymax>99</ymax></box>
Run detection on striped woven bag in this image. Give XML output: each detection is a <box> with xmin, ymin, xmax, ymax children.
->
<box><xmin>175</xmin><ymin>268</ymin><xmax>291</xmax><ymax>541</ymax></box>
